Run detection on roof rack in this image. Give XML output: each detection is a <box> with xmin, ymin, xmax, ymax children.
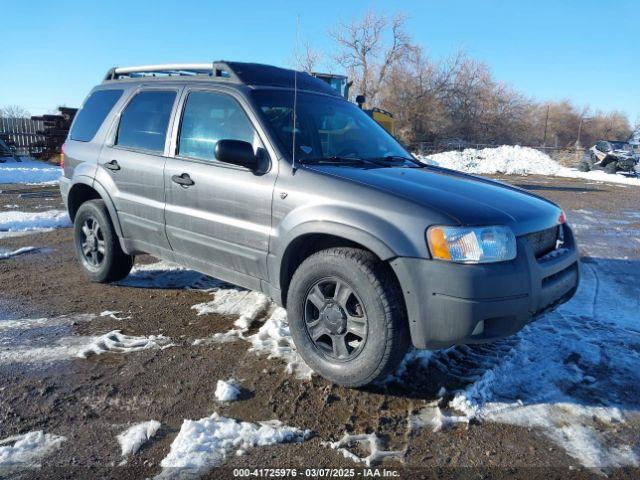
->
<box><xmin>103</xmin><ymin>62</ymin><xmax>239</xmax><ymax>81</ymax></box>
<box><xmin>102</xmin><ymin>61</ymin><xmax>341</xmax><ymax>97</ymax></box>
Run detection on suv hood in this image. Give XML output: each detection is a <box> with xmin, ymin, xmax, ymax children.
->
<box><xmin>310</xmin><ymin>165</ymin><xmax>562</xmax><ymax>236</ymax></box>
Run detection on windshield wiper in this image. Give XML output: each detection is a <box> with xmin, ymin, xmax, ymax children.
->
<box><xmin>299</xmin><ymin>156</ymin><xmax>370</xmax><ymax>166</ymax></box>
<box><xmin>365</xmin><ymin>155</ymin><xmax>423</xmax><ymax>167</ymax></box>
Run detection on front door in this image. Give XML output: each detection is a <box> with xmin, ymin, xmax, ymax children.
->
<box><xmin>163</xmin><ymin>89</ymin><xmax>276</xmax><ymax>286</ymax></box>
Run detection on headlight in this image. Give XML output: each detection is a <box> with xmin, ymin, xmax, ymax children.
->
<box><xmin>427</xmin><ymin>225</ymin><xmax>517</xmax><ymax>263</ymax></box>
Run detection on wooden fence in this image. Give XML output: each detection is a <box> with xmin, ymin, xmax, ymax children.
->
<box><xmin>0</xmin><ymin>117</ymin><xmax>45</xmax><ymax>156</ymax></box>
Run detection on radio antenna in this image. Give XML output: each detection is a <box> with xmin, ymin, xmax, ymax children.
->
<box><xmin>292</xmin><ymin>15</ymin><xmax>300</xmax><ymax>174</ymax></box>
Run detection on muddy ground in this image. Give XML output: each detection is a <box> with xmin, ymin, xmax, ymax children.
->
<box><xmin>0</xmin><ymin>175</ymin><xmax>639</xmax><ymax>479</ymax></box>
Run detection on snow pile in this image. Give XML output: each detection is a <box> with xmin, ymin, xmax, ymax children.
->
<box><xmin>0</xmin><ymin>209</ymin><xmax>70</xmax><ymax>238</ymax></box>
<box><xmin>417</xmin><ymin>145</ymin><xmax>640</xmax><ymax>186</ymax></box>
<box><xmin>118</xmin><ymin>260</ymin><xmax>220</xmax><ymax>290</ymax></box>
<box><xmin>0</xmin><ymin>159</ymin><xmax>60</xmax><ymax>185</ymax></box>
<box><xmin>77</xmin><ymin>330</ymin><xmax>173</xmax><ymax>358</ymax></box>
<box><xmin>246</xmin><ymin>307</ymin><xmax>313</xmax><ymax>380</ymax></box>
<box><xmin>0</xmin><ymin>314</ymin><xmax>95</xmax><ymax>331</ymax></box>
<box><xmin>0</xmin><ymin>246</ymin><xmax>38</xmax><ymax>259</ymax></box>
<box><xmin>157</xmin><ymin>412</ymin><xmax>309</xmax><ymax>478</ymax></box>
<box><xmin>420</xmin><ymin>145</ymin><xmax>564</xmax><ymax>176</ymax></box>
<box><xmin>0</xmin><ymin>431</ymin><xmax>66</xmax><ymax>472</ymax></box>
<box><xmin>432</xmin><ymin>259</ymin><xmax>640</xmax><ymax>469</ymax></box>
<box><xmin>215</xmin><ymin>379</ymin><xmax>241</xmax><ymax>402</ymax></box>
<box><xmin>323</xmin><ymin>433</ymin><xmax>405</xmax><ymax>467</ymax></box>
<box><xmin>117</xmin><ymin>420</ymin><xmax>161</xmax><ymax>458</ymax></box>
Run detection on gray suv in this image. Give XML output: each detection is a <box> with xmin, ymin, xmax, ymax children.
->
<box><xmin>60</xmin><ymin>62</ymin><xmax>579</xmax><ymax>387</ymax></box>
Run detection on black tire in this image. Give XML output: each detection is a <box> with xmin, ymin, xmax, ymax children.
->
<box><xmin>73</xmin><ymin>199</ymin><xmax>133</xmax><ymax>283</ymax></box>
<box><xmin>287</xmin><ymin>247</ymin><xmax>410</xmax><ymax>387</ymax></box>
<box><xmin>578</xmin><ymin>161</ymin><xmax>590</xmax><ymax>172</ymax></box>
<box><xmin>605</xmin><ymin>162</ymin><xmax>618</xmax><ymax>174</ymax></box>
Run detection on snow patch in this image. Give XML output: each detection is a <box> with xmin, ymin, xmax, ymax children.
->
<box><xmin>215</xmin><ymin>379</ymin><xmax>241</xmax><ymax>402</ymax></box>
<box><xmin>77</xmin><ymin>330</ymin><xmax>173</xmax><ymax>358</ymax></box>
<box><xmin>192</xmin><ymin>288</ymin><xmax>270</xmax><ymax>333</ymax></box>
<box><xmin>323</xmin><ymin>433</ymin><xmax>404</xmax><ymax>467</ymax></box>
<box><xmin>417</xmin><ymin>145</ymin><xmax>640</xmax><ymax>186</ymax></box>
<box><xmin>0</xmin><ymin>209</ymin><xmax>70</xmax><ymax>239</ymax></box>
<box><xmin>118</xmin><ymin>260</ymin><xmax>220</xmax><ymax>290</ymax></box>
<box><xmin>246</xmin><ymin>307</ymin><xmax>313</xmax><ymax>380</ymax></box>
<box><xmin>99</xmin><ymin>310</ymin><xmax>132</xmax><ymax>320</ymax></box>
<box><xmin>0</xmin><ymin>431</ymin><xmax>66</xmax><ymax>472</ymax></box>
<box><xmin>0</xmin><ymin>246</ymin><xmax>38</xmax><ymax>259</ymax></box>
<box><xmin>191</xmin><ymin>289</ymin><xmax>313</xmax><ymax>379</ymax></box>
<box><xmin>117</xmin><ymin>420</ymin><xmax>161</xmax><ymax>458</ymax></box>
<box><xmin>0</xmin><ymin>159</ymin><xmax>61</xmax><ymax>185</ymax></box>
<box><xmin>0</xmin><ymin>314</ymin><xmax>173</xmax><ymax>365</ymax></box>
<box><xmin>157</xmin><ymin>412</ymin><xmax>309</xmax><ymax>478</ymax></box>
<box><xmin>409</xmin><ymin>403</ymin><xmax>469</xmax><ymax>433</ymax></box>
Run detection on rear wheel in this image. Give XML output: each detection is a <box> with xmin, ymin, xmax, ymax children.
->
<box><xmin>578</xmin><ymin>161</ymin><xmax>591</xmax><ymax>172</ymax></box>
<box><xmin>74</xmin><ymin>200</ymin><xmax>133</xmax><ymax>283</ymax></box>
<box><xmin>287</xmin><ymin>247</ymin><xmax>410</xmax><ymax>387</ymax></box>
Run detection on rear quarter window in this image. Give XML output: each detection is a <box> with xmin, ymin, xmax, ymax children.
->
<box><xmin>69</xmin><ymin>89</ymin><xmax>123</xmax><ymax>142</ymax></box>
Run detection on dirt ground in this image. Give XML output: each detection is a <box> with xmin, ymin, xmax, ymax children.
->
<box><xmin>0</xmin><ymin>175</ymin><xmax>639</xmax><ymax>479</ymax></box>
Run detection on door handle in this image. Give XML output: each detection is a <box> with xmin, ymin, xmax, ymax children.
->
<box><xmin>171</xmin><ymin>173</ymin><xmax>195</xmax><ymax>187</ymax></box>
<box><xmin>104</xmin><ymin>160</ymin><xmax>121</xmax><ymax>171</ymax></box>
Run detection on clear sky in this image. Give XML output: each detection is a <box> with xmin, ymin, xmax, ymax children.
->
<box><xmin>1</xmin><ymin>0</ymin><xmax>637</xmax><ymax>123</ymax></box>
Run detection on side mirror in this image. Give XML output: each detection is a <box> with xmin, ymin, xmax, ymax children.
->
<box><xmin>355</xmin><ymin>94</ymin><xmax>365</xmax><ymax>109</ymax></box>
<box><xmin>215</xmin><ymin>139</ymin><xmax>258</xmax><ymax>170</ymax></box>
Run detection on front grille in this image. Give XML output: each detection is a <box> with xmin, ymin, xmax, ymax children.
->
<box><xmin>523</xmin><ymin>225</ymin><xmax>559</xmax><ymax>258</ymax></box>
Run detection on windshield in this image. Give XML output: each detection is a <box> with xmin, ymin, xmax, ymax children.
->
<box><xmin>252</xmin><ymin>89</ymin><xmax>413</xmax><ymax>166</ymax></box>
<box><xmin>610</xmin><ymin>141</ymin><xmax>631</xmax><ymax>151</ymax></box>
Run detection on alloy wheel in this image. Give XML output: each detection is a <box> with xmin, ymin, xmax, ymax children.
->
<box><xmin>303</xmin><ymin>277</ymin><xmax>368</xmax><ymax>361</ymax></box>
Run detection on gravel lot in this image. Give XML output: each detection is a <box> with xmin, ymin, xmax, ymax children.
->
<box><xmin>0</xmin><ymin>174</ymin><xmax>638</xmax><ymax>479</ymax></box>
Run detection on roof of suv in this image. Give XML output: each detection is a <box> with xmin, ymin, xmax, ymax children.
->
<box><xmin>102</xmin><ymin>61</ymin><xmax>340</xmax><ymax>97</ymax></box>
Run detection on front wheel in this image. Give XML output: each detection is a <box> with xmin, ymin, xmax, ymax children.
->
<box><xmin>73</xmin><ymin>199</ymin><xmax>133</xmax><ymax>283</ymax></box>
<box><xmin>605</xmin><ymin>162</ymin><xmax>619</xmax><ymax>174</ymax></box>
<box><xmin>287</xmin><ymin>247</ymin><xmax>409</xmax><ymax>387</ymax></box>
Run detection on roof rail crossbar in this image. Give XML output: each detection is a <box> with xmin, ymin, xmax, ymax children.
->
<box><xmin>103</xmin><ymin>62</ymin><xmax>240</xmax><ymax>82</ymax></box>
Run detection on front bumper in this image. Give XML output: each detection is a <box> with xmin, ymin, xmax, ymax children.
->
<box><xmin>390</xmin><ymin>224</ymin><xmax>579</xmax><ymax>349</ymax></box>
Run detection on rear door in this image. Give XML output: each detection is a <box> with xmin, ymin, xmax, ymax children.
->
<box><xmin>98</xmin><ymin>88</ymin><xmax>180</xmax><ymax>254</ymax></box>
<box><xmin>163</xmin><ymin>88</ymin><xmax>277</xmax><ymax>286</ymax></box>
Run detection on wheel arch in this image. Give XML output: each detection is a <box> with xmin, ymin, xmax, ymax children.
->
<box><xmin>276</xmin><ymin>223</ymin><xmax>399</xmax><ymax>307</ymax></box>
<box><xmin>67</xmin><ymin>178</ymin><xmax>124</xmax><ymax>239</ymax></box>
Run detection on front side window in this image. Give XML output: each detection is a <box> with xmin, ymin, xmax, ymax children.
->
<box><xmin>70</xmin><ymin>89</ymin><xmax>123</xmax><ymax>142</ymax></box>
<box><xmin>178</xmin><ymin>91</ymin><xmax>258</xmax><ymax>161</ymax></box>
<box><xmin>116</xmin><ymin>90</ymin><xmax>176</xmax><ymax>153</ymax></box>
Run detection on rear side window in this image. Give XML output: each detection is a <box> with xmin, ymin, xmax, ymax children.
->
<box><xmin>116</xmin><ymin>90</ymin><xmax>176</xmax><ymax>153</ymax></box>
<box><xmin>178</xmin><ymin>91</ymin><xmax>258</xmax><ymax>161</ymax></box>
<box><xmin>69</xmin><ymin>89</ymin><xmax>123</xmax><ymax>142</ymax></box>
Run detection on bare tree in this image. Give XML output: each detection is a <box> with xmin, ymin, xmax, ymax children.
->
<box><xmin>293</xmin><ymin>42</ymin><xmax>324</xmax><ymax>73</ymax></box>
<box><xmin>0</xmin><ymin>105</ymin><xmax>30</xmax><ymax>118</ymax></box>
<box><xmin>329</xmin><ymin>11</ymin><xmax>414</xmax><ymax>106</ymax></box>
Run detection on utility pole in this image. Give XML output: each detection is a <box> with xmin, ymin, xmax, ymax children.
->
<box><xmin>542</xmin><ymin>104</ymin><xmax>550</xmax><ymax>147</ymax></box>
<box><xmin>576</xmin><ymin>117</ymin><xmax>584</xmax><ymax>148</ymax></box>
